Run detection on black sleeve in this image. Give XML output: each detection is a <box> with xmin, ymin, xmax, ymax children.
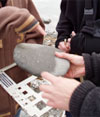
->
<box><xmin>83</xmin><ymin>53</ymin><xmax>100</xmax><ymax>86</ymax></box>
<box><xmin>84</xmin><ymin>34</ymin><xmax>100</xmax><ymax>54</ymax></box>
<box><xmin>70</xmin><ymin>32</ymin><xmax>100</xmax><ymax>55</ymax></box>
<box><xmin>70</xmin><ymin>81</ymin><xmax>100</xmax><ymax>117</ymax></box>
<box><xmin>70</xmin><ymin>33</ymin><xmax>85</xmax><ymax>55</ymax></box>
<box><xmin>55</xmin><ymin>0</ymin><xmax>73</xmax><ymax>48</ymax></box>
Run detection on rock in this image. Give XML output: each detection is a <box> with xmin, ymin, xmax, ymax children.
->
<box><xmin>42</xmin><ymin>17</ymin><xmax>51</xmax><ymax>24</ymax></box>
<box><xmin>13</xmin><ymin>43</ymin><xmax>70</xmax><ymax>76</ymax></box>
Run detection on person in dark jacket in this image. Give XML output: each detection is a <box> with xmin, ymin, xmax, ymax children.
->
<box><xmin>55</xmin><ymin>0</ymin><xmax>100</xmax><ymax>55</ymax></box>
<box><xmin>39</xmin><ymin>52</ymin><xmax>100</xmax><ymax>117</ymax></box>
<box><xmin>55</xmin><ymin>1</ymin><xmax>100</xmax><ymax>115</ymax></box>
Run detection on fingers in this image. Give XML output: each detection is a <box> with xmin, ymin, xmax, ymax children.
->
<box><xmin>39</xmin><ymin>84</ymin><xmax>52</xmax><ymax>93</ymax></box>
<box><xmin>47</xmin><ymin>100</ymin><xmax>56</xmax><ymax>108</ymax></box>
<box><xmin>42</xmin><ymin>92</ymin><xmax>51</xmax><ymax>99</ymax></box>
<box><xmin>41</xmin><ymin>72</ymin><xmax>56</xmax><ymax>84</ymax></box>
<box><xmin>35</xmin><ymin>25</ymin><xmax>46</xmax><ymax>36</ymax></box>
<box><xmin>55</xmin><ymin>52</ymin><xmax>75</xmax><ymax>61</ymax></box>
<box><xmin>68</xmin><ymin>38</ymin><xmax>71</xmax><ymax>43</ymax></box>
<box><xmin>72</xmin><ymin>31</ymin><xmax>76</xmax><ymax>37</ymax></box>
<box><xmin>58</xmin><ymin>42</ymin><xmax>67</xmax><ymax>52</ymax></box>
<box><xmin>58</xmin><ymin>42</ymin><xmax>70</xmax><ymax>52</ymax></box>
<box><xmin>65</xmin><ymin>41</ymin><xmax>70</xmax><ymax>51</ymax></box>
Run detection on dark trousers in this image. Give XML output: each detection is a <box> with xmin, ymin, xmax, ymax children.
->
<box><xmin>66</xmin><ymin>111</ymin><xmax>72</xmax><ymax>117</ymax></box>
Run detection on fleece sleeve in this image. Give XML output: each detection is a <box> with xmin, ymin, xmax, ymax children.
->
<box><xmin>0</xmin><ymin>6</ymin><xmax>39</xmax><ymax>43</ymax></box>
<box><xmin>70</xmin><ymin>81</ymin><xmax>100</xmax><ymax>117</ymax></box>
<box><xmin>70</xmin><ymin>33</ymin><xmax>100</xmax><ymax>55</ymax></box>
<box><xmin>25</xmin><ymin>0</ymin><xmax>45</xmax><ymax>44</ymax></box>
<box><xmin>83</xmin><ymin>53</ymin><xmax>100</xmax><ymax>86</ymax></box>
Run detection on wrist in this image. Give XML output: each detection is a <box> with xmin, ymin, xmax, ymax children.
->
<box><xmin>80</xmin><ymin>56</ymin><xmax>86</xmax><ymax>76</ymax></box>
<box><xmin>68</xmin><ymin>80</ymin><xmax>81</xmax><ymax>111</ymax></box>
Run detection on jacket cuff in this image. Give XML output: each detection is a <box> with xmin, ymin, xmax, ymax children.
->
<box><xmin>82</xmin><ymin>53</ymin><xmax>94</xmax><ymax>80</ymax></box>
<box><xmin>70</xmin><ymin>33</ymin><xmax>85</xmax><ymax>55</ymax></box>
<box><xmin>70</xmin><ymin>81</ymin><xmax>96</xmax><ymax>117</ymax></box>
<box><xmin>15</xmin><ymin>15</ymin><xmax>39</xmax><ymax>34</ymax></box>
<box><xmin>55</xmin><ymin>38</ymin><xmax>65</xmax><ymax>48</ymax></box>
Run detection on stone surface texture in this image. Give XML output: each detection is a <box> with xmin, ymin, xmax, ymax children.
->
<box><xmin>13</xmin><ymin>43</ymin><xmax>70</xmax><ymax>76</ymax></box>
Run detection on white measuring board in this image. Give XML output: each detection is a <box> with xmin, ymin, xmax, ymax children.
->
<box><xmin>0</xmin><ymin>71</ymin><xmax>64</xmax><ymax>117</ymax></box>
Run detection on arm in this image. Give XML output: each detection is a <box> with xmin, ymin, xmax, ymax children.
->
<box><xmin>70</xmin><ymin>32</ymin><xmax>85</xmax><ymax>55</ymax></box>
<box><xmin>55</xmin><ymin>52</ymin><xmax>100</xmax><ymax>86</ymax></box>
<box><xmin>0</xmin><ymin>6</ymin><xmax>45</xmax><ymax>44</ymax></box>
<box><xmin>40</xmin><ymin>72</ymin><xmax>100</xmax><ymax>117</ymax></box>
<box><xmin>55</xmin><ymin>0</ymin><xmax>73</xmax><ymax>48</ymax></box>
<box><xmin>83</xmin><ymin>53</ymin><xmax>100</xmax><ymax>86</ymax></box>
<box><xmin>70</xmin><ymin>81</ymin><xmax>99</xmax><ymax>117</ymax></box>
<box><xmin>26</xmin><ymin>0</ymin><xmax>45</xmax><ymax>44</ymax></box>
<box><xmin>27</xmin><ymin>0</ymin><xmax>44</xmax><ymax>28</ymax></box>
<box><xmin>70</xmin><ymin>32</ymin><xmax>100</xmax><ymax>55</ymax></box>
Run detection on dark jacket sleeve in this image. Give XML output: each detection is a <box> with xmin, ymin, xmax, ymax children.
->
<box><xmin>70</xmin><ymin>33</ymin><xmax>85</xmax><ymax>55</ymax></box>
<box><xmin>83</xmin><ymin>53</ymin><xmax>100</xmax><ymax>86</ymax></box>
<box><xmin>70</xmin><ymin>81</ymin><xmax>100</xmax><ymax>117</ymax></box>
<box><xmin>70</xmin><ymin>33</ymin><xmax>100</xmax><ymax>55</ymax></box>
<box><xmin>55</xmin><ymin>0</ymin><xmax>73</xmax><ymax>48</ymax></box>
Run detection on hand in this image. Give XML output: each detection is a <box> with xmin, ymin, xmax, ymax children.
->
<box><xmin>70</xmin><ymin>31</ymin><xmax>76</xmax><ymax>38</ymax></box>
<box><xmin>34</xmin><ymin>24</ymin><xmax>46</xmax><ymax>36</ymax></box>
<box><xmin>25</xmin><ymin>31</ymin><xmax>43</xmax><ymax>44</ymax></box>
<box><xmin>25</xmin><ymin>24</ymin><xmax>46</xmax><ymax>44</ymax></box>
<box><xmin>58</xmin><ymin>31</ymin><xmax>76</xmax><ymax>53</ymax></box>
<box><xmin>58</xmin><ymin>38</ymin><xmax>71</xmax><ymax>53</ymax></box>
<box><xmin>55</xmin><ymin>52</ymin><xmax>85</xmax><ymax>78</ymax></box>
<box><xmin>39</xmin><ymin>72</ymin><xmax>80</xmax><ymax>111</ymax></box>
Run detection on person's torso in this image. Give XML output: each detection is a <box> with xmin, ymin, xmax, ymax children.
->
<box><xmin>64</xmin><ymin>0</ymin><xmax>85</xmax><ymax>33</ymax></box>
<box><xmin>64</xmin><ymin>0</ymin><xmax>100</xmax><ymax>33</ymax></box>
<box><xmin>0</xmin><ymin>0</ymin><xmax>29</xmax><ymax>116</ymax></box>
<box><xmin>0</xmin><ymin>0</ymin><xmax>28</xmax><ymax>8</ymax></box>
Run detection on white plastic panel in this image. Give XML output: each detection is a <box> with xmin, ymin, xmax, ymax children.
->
<box><xmin>0</xmin><ymin>72</ymin><xmax>64</xmax><ymax>117</ymax></box>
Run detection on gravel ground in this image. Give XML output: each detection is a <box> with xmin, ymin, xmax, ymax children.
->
<box><xmin>43</xmin><ymin>33</ymin><xmax>57</xmax><ymax>46</ymax></box>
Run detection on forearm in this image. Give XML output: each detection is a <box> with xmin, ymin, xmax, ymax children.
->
<box><xmin>70</xmin><ymin>81</ymin><xmax>97</xmax><ymax>117</ymax></box>
<box><xmin>25</xmin><ymin>34</ymin><xmax>44</xmax><ymax>44</ymax></box>
<box><xmin>83</xmin><ymin>53</ymin><xmax>100</xmax><ymax>86</ymax></box>
<box><xmin>27</xmin><ymin>0</ymin><xmax>45</xmax><ymax>29</ymax></box>
<box><xmin>56</xmin><ymin>19</ymin><xmax>73</xmax><ymax>48</ymax></box>
<box><xmin>26</xmin><ymin>0</ymin><xmax>45</xmax><ymax>44</ymax></box>
<box><xmin>70</xmin><ymin>33</ymin><xmax>85</xmax><ymax>55</ymax></box>
<box><xmin>55</xmin><ymin>0</ymin><xmax>73</xmax><ymax>48</ymax></box>
<box><xmin>70</xmin><ymin>33</ymin><xmax>100</xmax><ymax>55</ymax></box>
<box><xmin>0</xmin><ymin>6</ymin><xmax>38</xmax><ymax>40</ymax></box>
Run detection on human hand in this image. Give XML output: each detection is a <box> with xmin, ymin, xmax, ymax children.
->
<box><xmin>55</xmin><ymin>52</ymin><xmax>85</xmax><ymax>78</ymax></box>
<box><xmin>70</xmin><ymin>31</ymin><xmax>76</xmax><ymax>38</ymax></box>
<box><xmin>39</xmin><ymin>72</ymin><xmax>80</xmax><ymax>111</ymax></box>
<box><xmin>34</xmin><ymin>24</ymin><xmax>46</xmax><ymax>36</ymax></box>
<box><xmin>58</xmin><ymin>38</ymin><xmax>71</xmax><ymax>53</ymax></box>
<box><xmin>58</xmin><ymin>31</ymin><xmax>76</xmax><ymax>52</ymax></box>
<box><xmin>25</xmin><ymin>24</ymin><xmax>46</xmax><ymax>44</ymax></box>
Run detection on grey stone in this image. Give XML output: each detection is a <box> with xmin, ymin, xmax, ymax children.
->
<box><xmin>13</xmin><ymin>43</ymin><xmax>70</xmax><ymax>76</ymax></box>
<box><xmin>42</xmin><ymin>17</ymin><xmax>51</xmax><ymax>24</ymax></box>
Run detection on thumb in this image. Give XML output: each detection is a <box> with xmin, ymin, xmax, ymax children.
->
<box><xmin>35</xmin><ymin>25</ymin><xmax>46</xmax><ymax>36</ymax></box>
<box><xmin>41</xmin><ymin>72</ymin><xmax>57</xmax><ymax>84</ymax></box>
<box><xmin>72</xmin><ymin>31</ymin><xmax>76</xmax><ymax>37</ymax></box>
<box><xmin>55</xmin><ymin>52</ymin><xmax>75</xmax><ymax>62</ymax></box>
